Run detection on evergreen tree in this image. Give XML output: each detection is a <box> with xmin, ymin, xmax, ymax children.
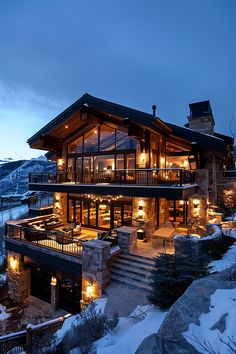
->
<box><xmin>148</xmin><ymin>253</ymin><xmax>210</xmax><ymax>309</ymax></box>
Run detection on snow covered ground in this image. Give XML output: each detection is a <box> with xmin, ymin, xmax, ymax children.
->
<box><xmin>183</xmin><ymin>288</ymin><xmax>236</xmax><ymax>353</ymax></box>
<box><xmin>0</xmin><ymin>304</ymin><xmax>10</xmax><ymax>321</ymax></box>
<box><xmin>94</xmin><ymin>306</ymin><xmax>166</xmax><ymax>354</ymax></box>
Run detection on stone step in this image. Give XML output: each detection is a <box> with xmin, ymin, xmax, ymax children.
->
<box><xmin>111</xmin><ymin>263</ymin><xmax>150</xmax><ymax>278</ymax></box>
<box><xmin>111</xmin><ymin>273</ymin><xmax>152</xmax><ymax>291</ymax></box>
<box><xmin>114</xmin><ymin>258</ymin><xmax>154</xmax><ymax>272</ymax></box>
<box><xmin>118</xmin><ymin>254</ymin><xmax>155</xmax><ymax>268</ymax></box>
<box><xmin>120</xmin><ymin>253</ymin><xmax>155</xmax><ymax>264</ymax></box>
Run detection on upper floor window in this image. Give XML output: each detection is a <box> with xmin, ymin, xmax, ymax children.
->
<box><xmin>68</xmin><ymin>125</ymin><xmax>137</xmax><ymax>154</ymax></box>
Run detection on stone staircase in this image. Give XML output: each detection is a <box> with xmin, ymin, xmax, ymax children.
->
<box><xmin>111</xmin><ymin>253</ymin><xmax>155</xmax><ymax>291</ymax></box>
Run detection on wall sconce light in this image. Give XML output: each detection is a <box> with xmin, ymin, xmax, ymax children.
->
<box><xmin>193</xmin><ymin>199</ymin><xmax>200</xmax><ymax>208</ymax></box>
<box><xmin>9</xmin><ymin>256</ymin><xmax>18</xmax><ymax>272</ymax></box>
<box><xmin>140</xmin><ymin>152</ymin><xmax>146</xmax><ymax>163</ymax></box>
<box><xmin>86</xmin><ymin>280</ymin><xmax>94</xmax><ymax>298</ymax></box>
<box><xmin>51</xmin><ymin>276</ymin><xmax>57</xmax><ymax>286</ymax></box>
<box><xmin>160</xmin><ymin>157</ymin><xmax>165</xmax><ymax>167</ymax></box>
<box><xmin>58</xmin><ymin>159</ymin><xmax>63</xmax><ymax>170</ymax></box>
<box><xmin>138</xmin><ymin>199</ymin><xmax>144</xmax><ymax>207</ymax></box>
<box><xmin>138</xmin><ymin>199</ymin><xmax>144</xmax><ymax>218</ymax></box>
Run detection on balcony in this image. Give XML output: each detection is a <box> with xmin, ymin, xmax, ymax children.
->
<box><xmin>30</xmin><ymin>168</ymin><xmax>195</xmax><ymax>186</ymax></box>
<box><xmin>29</xmin><ymin>169</ymin><xmax>197</xmax><ymax>199</ymax></box>
<box><xmin>222</xmin><ymin>170</ymin><xmax>236</xmax><ymax>179</ymax></box>
<box><xmin>5</xmin><ymin>218</ymin><xmax>83</xmax><ymax>260</ymax></box>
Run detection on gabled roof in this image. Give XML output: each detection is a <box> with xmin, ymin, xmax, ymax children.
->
<box><xmin>28</xmin><ymin>93</ymin><xmax>232</xmax><ymax>156</ymax></box>
<box><xmin>27</xmin><ymin>93</ymin><xmax>171</xmax><ymax>147</ymax></box>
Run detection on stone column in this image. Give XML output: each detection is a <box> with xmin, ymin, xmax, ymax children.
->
<box><xmin>116</xmin><ymin>226</ymin><xmax>137</xmax><ymax>254</ymax></box>
<box><xmin>188</xmin><ymin>195</ymin><xmax>208</xmax><ymax>234</ymax></box>
<box><xmin>7</xmin><ymin>251</ymin><xmax>30</xmax><ymax>303</ymax></box>
<box><xmin>82</xmin><ymin>240</ymin><xmax>111</xmax><ymax>304</ymax></box>
<box><xmin>54</xmin><ymin>192</ymin><xmax>67</xmax><ymax>223</ymax></box>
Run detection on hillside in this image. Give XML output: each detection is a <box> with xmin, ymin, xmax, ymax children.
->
<box><xmin>0</xmin><ymin>158</ymin><xmax>56</xmax><ymax>196</ymax></box>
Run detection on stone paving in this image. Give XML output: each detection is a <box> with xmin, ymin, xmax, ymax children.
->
<box><xmin>0</xmin><ymin>296</ymin><xmax>67</xmax><ymax>336</ymax></box>
<box><xmin>103</xmin><ymin>281</ymin><xmax>150</xmax><ymax>318</ymax></box>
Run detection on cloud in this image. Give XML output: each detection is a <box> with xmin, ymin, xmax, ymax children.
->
<box><xmin>0</xmin><ymin>81</ymin><xmax>63</xmax><ymax>160</ymax></box>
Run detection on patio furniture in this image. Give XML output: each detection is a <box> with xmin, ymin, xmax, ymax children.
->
<box><xmin>152</xmin><ymin>227</ymin><xmax>175</xmax><ymax>248</ymax></box>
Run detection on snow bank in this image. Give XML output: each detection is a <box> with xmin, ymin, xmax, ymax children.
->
<box><xmin>183</xmin><ymin>288</ymin><xmax>236</xmax><ymax>353</ymax></box>
<box><xmin>54</xmin><ymin>298</ymin><xmax>107</xmax><ymax>345</ymax></box>
<box><xmin>94</xmin><ymin>305</ymin><xmax>166</xmax><ymax>354</ymax></box>
<box><xmin>0</xmin><ymin>304</ymin><xmax>10</xmax><ymax>321</ymax></box>
<box><xmin>211</xmin><ymin>243</ymin><xmax>236</xmax><ymax>272</ymax></box>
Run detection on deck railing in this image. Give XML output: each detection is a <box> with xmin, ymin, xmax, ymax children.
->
<box><xmin>29</xmin><ymin>168</ymin><xmax>196</xmax><ymax>187</ymax></box>
<box><xmin>6</xmin><ymin>223</ymin><xmax>83</xmax><ymax>258</ymax></box>
<box><xmin>0</xmin><ymin>314</ymin><xmax>71</xmax><ymax>354</ymax></box>
<box><xmin>222</xmin><ymin>169</ymin><xmax>236</xmax><ymax>179</ymax></box>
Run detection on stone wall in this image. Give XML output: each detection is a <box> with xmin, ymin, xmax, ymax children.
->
<box><xmin>132</xmin><ymin>197</ymin><xmax>156</xmax><ymax>239</ymax></box>
<box><xmin>217</xmin><ymin>180</ymin><xmax>236</xmax><ymax>212</ymax></box>
<box><xmin>7</xmin><ymin>251</ymin><xmax>30</xmax><ymax>303</ymax></box>
<box><xmin>81</xmin><ymin>240</ymin><xmax>111</xmax><ymax>303</ymax></box>
<box><xmin>116</xmin><ymin>226</ymin><xmax>137</xmax><ymax>254</ymax></box>
<box><xmin>54</xmin><ymin>192</ymin><xmax>67</xmax><ymax>223</ymax></box>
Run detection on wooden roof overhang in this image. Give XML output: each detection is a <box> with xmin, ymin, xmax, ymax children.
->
<box><xmin>27</xmin><ymin>93</ymin><xmax>173</xmax><ymax>155</ymax></box>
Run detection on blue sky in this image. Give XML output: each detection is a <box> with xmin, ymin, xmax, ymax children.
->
<box><xmin>0</xmin><ymin>0</ymin><xmax>235</xmax><ymax>160</ymax></box>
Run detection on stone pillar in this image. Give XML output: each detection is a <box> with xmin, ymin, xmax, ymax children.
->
<box><xmin>132</xmin><ymin>197</ymin><xmax>156</xmax><ymax>239</ymax></box>
<box><xmin>51</xmin><ymin>276</ymin><xmax>59</xmax><ymax>310</ymax></box>
<box><xmin>188</xmin><ymin>195</ymin><xmax>208</xmax><ymax>234</ymax></box>
<box><xmin>54</xmin><ymin>192</ymin><xmax>67</xmax><ymax>223</ymax></box>
<box><xmin>7</xmin><ymin>251</ymin><xmax>30</xmax><ymax>303</ymax></box>
<box><xmin>116</xmin><ymin>226</ymin><xmax>137</xmax><ymax>254</ymax></box>
<box><xmin>82</xmin><ymin>240</ymin><xmax>111</xmax><ymax>304</ymax></box>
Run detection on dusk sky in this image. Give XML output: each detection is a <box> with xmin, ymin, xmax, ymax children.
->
<box><xmin>0</xmin><ymin>0</ymin><xmax>235</xmax><ymax>160</ymax></box>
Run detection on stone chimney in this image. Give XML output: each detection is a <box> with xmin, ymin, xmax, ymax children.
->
<box><xmin>187</xmin><ymin>100</ymin><xmax>215</xmax><ymax>135</ymax></box>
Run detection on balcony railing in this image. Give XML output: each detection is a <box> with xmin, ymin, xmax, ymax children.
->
<box><xmin>5</xmin><ymin>222</ymin><xmax>83</xmax><ymax>258</ymax></box>
<box><xmin>29</xmin><ymin>168</ymin><xmax>196</xmax><ymax>187</ymax></box>
<box><xmin>222</xmin><ymin>170</ymin><xmax>236</xmax><ymax>179</ymax></box>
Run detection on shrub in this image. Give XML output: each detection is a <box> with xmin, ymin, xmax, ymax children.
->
<box><xmin>148</xmin><ymin>253</ymin><xmax>210</xmax><ymax>309</ymax></box>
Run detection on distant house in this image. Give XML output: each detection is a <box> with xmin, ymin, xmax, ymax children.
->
<box><xmin>5</xmin><ymin>94</ymin><xmax>235</xmax><ymax>312</ymax></box>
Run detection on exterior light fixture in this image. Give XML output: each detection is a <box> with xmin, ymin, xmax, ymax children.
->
<box><xmin>193</xmin><ymin>199</ymin><xmax>200</xmax><ymax>208</ymax></box>
<box><xmin>140</xmin><ymin>152</ymin><xmax>146</xmax><ymax>163</ymax></box>
<box><xmin>65</xmin><ymin>125</ymin><xmax>69</xmax><ymax>129</ymax></box>
<box><xmin>58</xmin><ymin>159</ymin><xmax>63</xmax><ymax>169</ymax></box>
<box><xmin>86</xmin><ymin>280</ymin><xmax>93</xmax><ymax>298</ymax></box>
<box><xmin>9</xmin><ymin>256</ymin><xmax>18</xmax><ymax>272</ymax></box>
<box><xmin>138</xmin><ymin>199</ymin><xmax>144</xmax><ymax>218</ymax></box>
<box><xmin>51</xmin><ymin>276</ymin><xmax>57</xmax><ymax>286</ymax></box>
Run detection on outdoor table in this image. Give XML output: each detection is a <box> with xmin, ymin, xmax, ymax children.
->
<box><xmin>152</xmin><ymin>227</ymin><xmax>176</xmax><ymax>248</ymax></box>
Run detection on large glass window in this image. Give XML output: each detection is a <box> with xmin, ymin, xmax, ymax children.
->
<box><xmin>98</xmin><ymin>202</ymin><xmax>110</xmax><ymax>229</ymax></box>
<box><xmin>94</xmin><ymin>155</ymin><xmax>115</xmax><ymax>171</ymax></box>
<box><xmin>100</xmin><ymin>126</ymin><xmax>115</xmax><ymax>151</ymax></box>
<box><xmin>116</xmin><ymin>154</ymin><xmax>124</xmax><ymax>170</ymax></box>
<box><xmin>89</xmin><ymin>202</ymin><xmax>97</xmax><ymax>227</ymax></box>
<box><xmin>84</xmin><ymin>129</ymin><xmax>98</xmax><ymax>152</ymax></box>
<box><xmin>116</xmin><ymin>130</ymin><xmax>137</xmax><ymax>150</ymax></box>
<box><xmin>82</xmin><ymin>200</ymin><xmax>89</xmax><ymax>224</ymax></box>
<box><xmin>68</xmin><ymin>136</ymin><xmax>83</xmax><ymax>153</ymax></box>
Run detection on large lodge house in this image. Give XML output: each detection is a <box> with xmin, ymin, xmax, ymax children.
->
<box><xmin>5</xmin><ymin>94</ymin><xmax>235</xmax><ymax>312</ymax></box>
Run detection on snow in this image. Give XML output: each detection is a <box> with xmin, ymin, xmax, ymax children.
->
<box><xmin>0</xmin><ymin>304</ymin><xmax>10</xmax><ymax>321</ymax></box>
<box><xmin>223</xmin><ymin>228</ymin><xmax>236</xmax><ymax>239</ymax></box>
<box><xmin>94</xmin><ymin>305</ymin><xmax>166</xmax><ymax>354</ymax></box>
<box><xmin>54</xmin><ymin>298</ymin><xmax>107</xmax><ymax>345</ymax></box>
<box><xmin>199</xmin><ymin>224</ymin><xmax>222</xmax><ymax>241</ymax></box>
<box><xmin>211</xmin><ymin>243</ymin><xmax>236</xmax><ymax>273</ymax></box>
<box><xmin>183</xmin><ymin>288</ymin><xmax>236</xmax><ymax>353</ymax></box>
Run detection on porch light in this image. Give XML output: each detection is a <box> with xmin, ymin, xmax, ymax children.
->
<box><xmin>9</xmin><ymin>256</ymin><xmax>18</xmax><ymax>272</ymax></box>
<box><xmin>138</xmin><ymin>199</ymin><xmax>144</xmax><ymax>207</ymax></box>
<box><xmin>192</xmin><ymin>199</ymin><xmax>200</xmax><ymax>208</ymax></box>
<box><xmin>94</xmin><ymin>130</ymin><xmax>97</xmax><ymax>134</ymax></box>
<box><xmin>160</xmin><ymin>157</ymin><xmax>165</xmax><ymax>167</ymax></box>
<box><xmin>86</xmin><ymin>280</ymin><xmax>94</xmax><ymax>298</ymax></box>
<box><xmin>51</xmin><ymin>276</ymin><xmax>57</xmax><ymax>286</ymax></box>
<box><xmin>138</xmin><ymin>209</ymin><xmax>144</xmax><ymax>217</ymax></box>
<box><xmin>58</xmin><ymin>159</ymin><xmax>63</xmax><ymax>168</ymax></box>
<box><xmin>140</xmin><ymin>152</ymin><xmax>146</xmax><ymax>163</ymax></box>
<box><xmin>65</xmin><ymin>125</ymin><xmax>69</xmax><ymax>129</ymax></box>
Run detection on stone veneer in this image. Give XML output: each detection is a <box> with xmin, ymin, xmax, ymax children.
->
<box><xmin>7</xmin><ymin>251</ymin><xmax>30</xmax><ymax>303</ymax></box>
<box><xmin>81</xmin><ymin>240</ymin><xmax>111</xmax><ymax>303</ymax></box>
<box><xmin>116</xmin><ymin>226</ymin><xmax>137</xmax><ymax>254</ymax></box>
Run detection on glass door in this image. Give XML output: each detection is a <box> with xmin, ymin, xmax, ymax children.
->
<box><xmin>83</xmin><ymin>157</ymin><xmax>93</xmax><ymax>183</ymax></box>
<box><xmin>76</xmin><ymin>157</ymin><xmax>82</xmax><ymax>182</ymax></box>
